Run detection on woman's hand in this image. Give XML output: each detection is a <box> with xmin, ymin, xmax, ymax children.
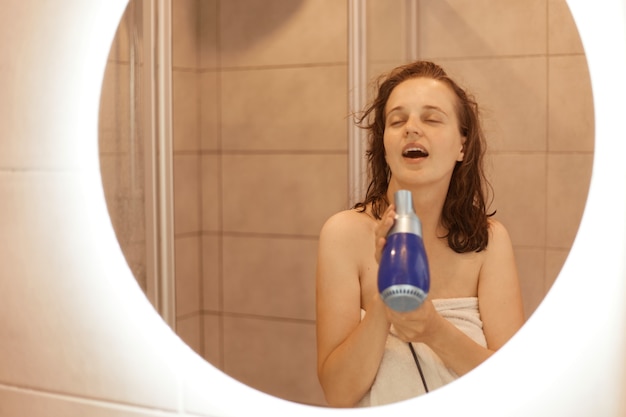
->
<box><xmin>374</xmin><ymin>204</ymin><xmax>396</xmax><ymax>263</ymax></box>
<box><xmin>374</xmin><ymin>205</ymin><xmax>441</xmax><ymax>342</ymax></box>
<box><xmin>384</xmin><ymin>299</ymin><xmax>443</xmax><ymax>343</ymax></box>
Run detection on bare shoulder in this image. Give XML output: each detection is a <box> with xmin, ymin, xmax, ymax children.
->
<box><xmin>479</xmin><ymin>218</ymin><xmax>525</xmax><ymax>348</ymax></box>
<box><xmin>317</xmin><ymin>208</ymin><xmax>377</xmax><ymax>274</ymax></box>
<box><xmin>480</xmin><ymin>218</ymin><xmax>517</xmax><ymax>285</ymax></box>
<box><xmin>319</xmin><ymin>209</ymin><xmax>375</xmax><ymax>243</ymax></box>
<box><xmin>481</xmin><ymin>217</ymin><xmax>519</xmax><ymax>292</ymax></box>
<box><xmin>487</xmin><ymin>218</ymin><xmax>513</xmax><ymax>249</ymax></box>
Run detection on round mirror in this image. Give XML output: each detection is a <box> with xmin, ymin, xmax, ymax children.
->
<box><xmin>99</xmin><ymin>0</ymin><xmax>594</xmax><ymax>407</ymax></box>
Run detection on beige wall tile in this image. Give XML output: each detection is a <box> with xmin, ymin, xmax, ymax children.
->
<box><xmin>546</xmin><ymin>153</ymin><xmax>593</xmax><ymax>248</ymax></box>
<box><xmin>98</xmin><ymin>130</ymin><xmax>120</xmax><ymax>157</ymax></box>
<box><xmin>548</xmin><ymin>55</ymin><xmax>594</xmax><ymax>152</ymax></box>
<box><xmin>203</xmin><ymin>313</ymin><xmax>223</xmax><ymax>369</ymax></box>
<box><xmin>222</xmin><ymin>316</ymin><xmax>324</xmax><ymax>405</ymax></box>
<box><xmin>545</xmin><ymin>248</ymin><xmax>569</xmax><ymax>291</ymax></box>
<box><xmin>366</xmin><ymin>60</ymin><xmax>410</xmax><ymax>94</ymax></box>
<box><xmin>442</xmin><ymin>57</ymin><xmax>547</xmax><ymax>153</ymax></box>
<box><xmin>548</xmin><ymin>0</ymin><xmax>585</xmax><ymax>54</ymax></box>
<box><xmin>222</xmin><ymin>154</ymin><xmax>348</xmax><ymax>236</ymax></box>
<box><xmin>175</xmin><ymin>235</ymin><xmax>201</xmax><ymax>317</ymax></box>
<box><xmin>222</xmin><ymin>235</ymin><xmax>317</xmax><ymax>320</ymax></box>
<box><xmin>220</xmin><ymin>0</ymin><xmax>347</xmax><ymax>67</ymax></box>
<box><xmin>173</xmin><ymin>70</ymin><xmax>200</xmax><ymax>152</ymax></box>
<box><xmin>201</xmin><ymin>154</ymin><xmax>220</xmax><ymax>232</ymax></box>
<box><xmin>202</xmin><ymin>234</ymin><xmax>220</xmax><ymax>311</ymax></box>
<box><xmin>173</xmin><ymin>0</ymin><xmax>199</xmax><ymax>69</ymax></box>
<box><xmin>174</xmin><ymin>154</ymin><xmax>200</xmax><ymax>235</ymax></box>
<box><xmin>514</xmin><ymin>247</ymin><xmax>546</xmax><ymax>319</ymax></box>
<box><xmin>490</xmin><ymin>153</ymin><xmax>547</xmax><ymax>247</ymax></box>
<box><xmin>419</xmin><ymin>0</ymin><xmax>547</xmax><ymax>59</ymax></box>
<box><xmin>177</xmin><ymin>313</ymin><xmax>202</xmax><ymax>355</ymax></box>
<box><xmin>199</xmin><ymin>0</ymin><xmax>218</xmax><ymax>69</ymax></box>
<box><xmin>200</xmin><ymin>71</ymin><xmax>219</xmax><ymax>151</ymax></box>
<box><xmin>220</xmin><ymin>66</ymin><xmax>347</xmax><ymax>152</ymax></box>
<box><xmin>366</xmin><ymin>0</ymin><xmax>408</xmax><ymax>63</ymax></box>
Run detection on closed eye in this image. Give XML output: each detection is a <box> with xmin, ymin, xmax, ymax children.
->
<box><xmin>388</xmin><ymin>119</ymin><xmax>406</xmax><ymax>127</ymax></box>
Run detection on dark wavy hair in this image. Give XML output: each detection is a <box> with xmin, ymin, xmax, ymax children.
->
<box><xmin>353</xmin><ymin>61</ymin><xmax>493</xmax><ymax>253</ymax></box>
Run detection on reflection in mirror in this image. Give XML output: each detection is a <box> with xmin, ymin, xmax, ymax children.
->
<box><xmin>99</xmin><ymin>0</ymin><xmax>148</xmax><ymax>294</ymax></box>
<box><xmin>98</xmin><ymin>0</ymin><xmax>594</xmax><ymax>408</ymax></box>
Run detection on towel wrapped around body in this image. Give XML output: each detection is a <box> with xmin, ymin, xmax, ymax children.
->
<box><xmin>357</xmin><ymin>297</ymin><xmax>486</xmax><ymax>407</ymax></box>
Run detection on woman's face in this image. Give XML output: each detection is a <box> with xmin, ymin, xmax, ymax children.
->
<box><xmin>383</xmin><ymin>77</ymin><xmax>466</xmax><ymax>190</ymax></box>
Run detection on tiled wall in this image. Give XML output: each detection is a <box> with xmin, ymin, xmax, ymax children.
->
<box><xmin>101</xmin><ymin>0</ymin><xmax>593</xmax><ymax>408</ymax></box>
<box><xmin>171</xmin><ymin>0</ymin><xmax>347</xmax><ymax>406</ymax></box>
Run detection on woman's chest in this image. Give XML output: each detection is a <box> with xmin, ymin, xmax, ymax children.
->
<box><xmin>359</xmin><ymin>238</ymin><xmax>483</xmax><ymax>308</ymax></box>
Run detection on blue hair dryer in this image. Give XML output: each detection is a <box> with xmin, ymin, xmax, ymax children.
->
<box><xmin>378</xmin><ymin>190</ymin><xmax>430</xmax><ymax>312</ymax></box>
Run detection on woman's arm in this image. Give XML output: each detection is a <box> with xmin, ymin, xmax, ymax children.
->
<box><xmin>315</xmin><ymin>211</ymin><xmax>390</xmax><ymax>407</ymax></box>
<box><xmin>476</xmin><ymin>219</ymin><xmax>525</xmax><ymax>350</ymax></box>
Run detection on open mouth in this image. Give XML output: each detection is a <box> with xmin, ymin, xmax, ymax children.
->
<box><xmin>402</xmin><ymin>146</ymin><xmax>429</xmax><ymax>159</ymax></box>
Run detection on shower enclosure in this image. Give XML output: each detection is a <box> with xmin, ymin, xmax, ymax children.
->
<box><xmin>99</xmin><ymin>0</ymin><xmax>593</xmax><ymax>407</ymax></box>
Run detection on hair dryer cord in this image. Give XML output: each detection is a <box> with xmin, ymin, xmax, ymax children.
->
<box><xmin>408</xmin><ymin>342</ymin><xmax>429</xmax><ymax>393</ymax></box>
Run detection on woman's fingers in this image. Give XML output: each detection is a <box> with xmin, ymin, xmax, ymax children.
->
<box><xmin>384</xmin><ymin>300</ymin><xmax>436</xmax><ymax>342</ymax></box>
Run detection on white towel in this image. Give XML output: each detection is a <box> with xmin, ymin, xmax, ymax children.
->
<box><xmin>357</xmin><ymin>297</ymin><xmax>486</xmax><ymax>407</ymax></box>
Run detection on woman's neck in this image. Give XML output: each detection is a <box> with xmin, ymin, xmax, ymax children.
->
<box><xmin>387</xmin><ymin>182</ymin><xmax>448</xmax><ymax>240</ymax></box>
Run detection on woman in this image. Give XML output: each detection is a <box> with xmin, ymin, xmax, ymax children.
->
<box><xmin>315</xmin><ymin>61</ymin><xmax>525</xmax><ymax>407</ymax></box>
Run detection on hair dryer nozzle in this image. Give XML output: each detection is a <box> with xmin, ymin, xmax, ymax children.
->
<box><xmin>380</xmin><ymin>284</ymin><xmax>428</xmax><ymax>312</ymax></box>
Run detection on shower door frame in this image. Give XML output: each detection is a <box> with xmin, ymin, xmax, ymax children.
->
<box><xmin>142</xmin><ymin>0</ymin><xmax>176</xmax><ymax>329</ymax></box>
<box><xmin>348</xmin><ymin>0</ymin><xmax>419</xmax><ymax>207</ymax></box>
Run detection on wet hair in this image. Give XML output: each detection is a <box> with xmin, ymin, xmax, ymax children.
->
<box><xmin>353</xmin><ymin>60</ymin><xmax>493</xmax><ymax>253</ymax></box>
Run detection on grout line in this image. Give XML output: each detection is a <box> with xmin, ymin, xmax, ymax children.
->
<box><xmin>211</xmin><ymin>311</ymin><xmax>316</xmax><ymax>326</ymax></box>
<box><xmin>171</xmin><ymin>66</ymin><xmax>197</xmax><ymax>73</ymax></box>
<box><xmin>0</xmin><ymin>382</ymin><xmax>187</xmax><ymax>416</ymax></box>
<box><xmin>219</xmin><ymin>231</ymin><xmax>320</xmax><ymax>241</ymax></box>
<box><xmin>195</xmin><ymin>0</ymin><xmax>205</xmax><ymax>367</ymax></box>
<box><xmin>217</xmin><ymin>149</ymin><xmax>348</xmax><ymax>155</ymax></box>
<box><xmin>489</xmin><ymin>150</ymin><xmax>593</xmax><ymax>155</ymax></box>
<box><xmin>544</xmin><ymin>0</ymin><xmax>551</xmax><ymax>294</ymax></box>
<box><xmin>416</xmin><ymin>0</ymin><xmax>421</xmax><ymax>59</ymax></box>
<box><xmin>427</xmin><ymin>52</ymin><xmax>584</xmax><ymax>62</ymax></box>
<box><xmin>215</xmin><ymin>61</ymin><xmax>348</xmax><ymax>72</ymax></box>
<box><xmin>0</xmin><ymin>167</ymin><xmax>79</xmax><ymax>173</ymax></box>
<box><xmin>172</xmin><ymin>230</ymin><xmax>202</xmax><ymax>240</ymax></box>
<box><xmin>215</xmin><ymin>0</ymin><xmax>225</xmax><ymax>373</ymax></box>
